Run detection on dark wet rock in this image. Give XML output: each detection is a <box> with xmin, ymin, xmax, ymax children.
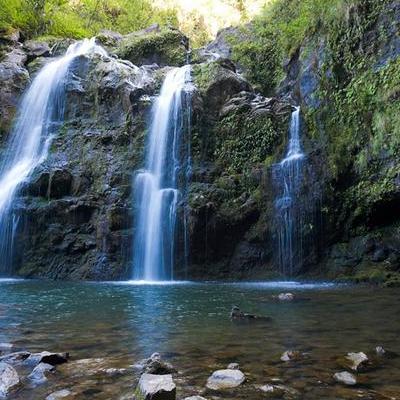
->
<box><xmin>334</xmin><ymin>371</ymin><xmax>357</xmax><ymax>386</ymax></box>
<box><xmin>230</xmin><ymin>306</ymin><xmax>270</xmax><ymax>322</ymax></box>
<box><xmin>280</xmin><ymin>350</ymin><xmax>304</xmax><ymax>362</ymax></box>
<box><xmin>206</xmin><ymin>368</ymin><xmax>245</xmax><ymax>390</ymax></box>
<box><xmin>0</xmin><ymin>351</ymin><xmax>30</xmax><ymax>364</ymax></box>
<box><xmin>136</xmin><ymin>373</ymin><xmax>176</xmax><ymax>400</ymax></box>
<box><xmin>26</xmin><ymin>351</ymin><xmax>69</xmax><ymax>366</ymax></box>
<box><xmin>135</xmin><ymin>353</ymin><xmax>176</xmax><ymax>375</ymax></box>
<box><xmin>28</xmin><ymin>362</ymin><xmax>55</xmax><ymax>384</ymax></box>
<box><xmin>0</xmin><ymin>47</ymin><xmax>29</xmax><ymax>138</ymax></box>
<box><xmin>23</xmin><ymin>40</ymin><xmax>51</xmax><ymax>61</ymax></box>
<box><xmin>0</xmin><ymin>362</ymin><xmax>20</xmax><ymax>397</ymax></box>
<box><xmin>46</xmin><ymin>389</ymin><xmax>75</xmax><ymax>399</ymax></box>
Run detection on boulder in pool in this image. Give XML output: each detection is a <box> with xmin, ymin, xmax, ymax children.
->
<box><xmin>26</xmin><ymin>351</ymin><xmax>69</xmax><ymax>366</ymax></box>
<box><xmin>0</xmin><ymin>351</ymin><xmax>30</xmax><ymax>364</ymax></box>
<box><xmin>28</xmin><ymin>362</ymin><xmax>55</xmax><ymax>384</ymax></box>
<box><xmin>343</xmin><ymin>352</ymin><xmax>369</xmax><ymax>371</ymax></box>
<box><xmin>0</xmin><ymin>362</ymin><xmax>20</xmax><ymax>397</ymax></box>
<box><xmin>230</xmin><ymin>306</ymin><xmax>270</xmax><ymax>322</ymax></box>
<box><xmin>333</xmin><ymin>371</ymin><xmax>357</xmax><ymax>386</ymax></box>
<box><xmin>135</xmin><ymin>353</ymin><xmax>176</xmax><ymax>375</ymax></box>
<box><xmin>206</xmin><ymin>368</ymin><xmax>245</xmax><ymax>390</ymax></box>
<box><xmin>137</xmin><ymin>373</ymin><xmax>176</xmax><ymax>400</ymax></box>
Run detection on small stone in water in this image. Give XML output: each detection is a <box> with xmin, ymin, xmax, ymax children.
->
<box><xmin>278</xmin><ymin>293</ymin><xmax>295</xmax><ymax>301</ymax></box>
<box><xmin>206</xmin><ymin>369</ymin><xmax>245</xmax><ymax>390</ymax></box>
<box><xmin>227</xmin><ymin>362</ymin><xmax>239</xmax><ymax>370</ymax></box>
<box><xmin>183</xmin><ymin>397</ymin><xmax>207</xmax><ymax>400</ymax></box>
<box><xmin>334</xmin><ymin>371</ymin><xmax>357</xmax><ymax>386</ymax></box>
<box><xmin>345</xmin><ymin>352</ymin><xmax>368</xmax><ymax>371</ymax></box>
<box><xmin>46</xmin><ymin>389</ymin><xmax>74</xmax><ymax>399</ymax></box>
<box><xmin>137</xmin><ymin>373</ymin><xmax>176</xmax><ymax>400</ymax></box>
<box><xmin>280</xmin><ymin>350</ymin><xmax>302</xmax><ymax>362</ymax></box>
<box><xmin>376</xmin><ymin>346</ymin><xmax>386</xmax><ymax>356</ymax></box>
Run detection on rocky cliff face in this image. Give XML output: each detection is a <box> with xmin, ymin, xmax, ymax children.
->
<box><xmin>0</xmin><ymin>26</ymin><xmax>292</xmax><ymax>280</ymax></box>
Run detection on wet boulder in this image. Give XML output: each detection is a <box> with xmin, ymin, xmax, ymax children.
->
<box><xmin>23</xmin><ymin>40</ymin><xmax>51</xmax><ymax>61</ymax></box>
<box><xmin>0</xmin><ymin>362</ymin><xmax>20</xmax><ymax>397</ymax></box>
<box><xmin>206</xmin><ymin>368</ymin><xmax>245</xmax><ymax>390</ymax></box>
<box><xmin>0</xmin><ymin>351</ymin><xmax>30</xmax><ymax>364</ymax></box>
<box><xmin>46</xmin><ymin>389</ymin><xmax>75</xmax><ymax>399</ymax></box>
<box><xmin>230</xmin><ymin>306</ymin><xmax>270</xmax><ymax>322</ymax></box>
<box><xmin>28</xmin><ymin>362</ymin><xmax>55</xmax><ymax>384</ymax></box>
<box><xmin>136</xmin><ymin>373</ymin><xmax>176</xmax><ymax>400</ymax></box>
<box><xmin>340</xmin><ymin>352</ymin><xmax>370</xmax><ymax>372</ymax></box>
<box><xmin>134</xmin><ymin>353</ymin><xmax>176</xmax><ymax>375</ymax></box>
<box><xmin>25</xmin><ymin>351</ymin><xmax>69</xmax><ymax>367</ymax></box>
<box><xmin>280</xmin><ymin>350</ymin><xmax>304</xmax><ymax>362</ymax></box>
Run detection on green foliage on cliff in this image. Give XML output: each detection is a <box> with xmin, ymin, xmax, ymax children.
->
<box><xmin>0</xmin><ymin>0</ymin><xmax>177</xmax><ymax>39</ymax></box>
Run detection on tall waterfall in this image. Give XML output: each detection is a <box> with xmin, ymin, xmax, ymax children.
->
<box><xmin>273</xmin><ymin>106</ymin><xmax>305</xmax><ymax>276</ymax></box>
<box><xmin>0</xmin><ymin>38</ymin><xmax>106</xmax><ymax>275</ymax></box>
<box><xmin>133</xmin><ymin>65</ymin><xmax>192</xmax><ymax>281</ymax></box>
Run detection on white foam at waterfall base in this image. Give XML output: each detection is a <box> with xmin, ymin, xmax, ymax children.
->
<box><xmin>0</xmin><ymin>38</ymin><xmax>107</xmax><ymax>274</ymax></box>
<box><xmin>132</xmin><ymin>65</ymin><xmax>192</xmax><ymax>282</ymax></box>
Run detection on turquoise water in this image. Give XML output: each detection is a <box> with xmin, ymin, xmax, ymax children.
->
<box><xmin>0</xmin><ymin>280</ymin><xmax>399</xmax><ymax>399</ymax></box>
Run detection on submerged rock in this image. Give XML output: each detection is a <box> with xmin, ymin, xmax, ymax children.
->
<box><xmin>28</xmin><ymin>362</ymin><xmax>55</xmax><ymax>384</ymax></box>
<box><xmin>333</xmin><ymin>371</ymin><xmax>357</xmax><ymax>386</ymax></box>
<box><xmin>206</xmin><ymin>369</ymin><xmax>245</xmax><ymax>390</ymax></box>
<box><xmin>227</xmin><ymin>362</ymin><xmax>239</xmax><ymax>370</ymax></box>
<box><xmin>46</xmin><ymin>389</ymin><xmax>74</xmax><ymax>399</ymax></box>
<box><xmin>280</xmin><ymin>350</ymin><xmax>303</xmax><ymax>362</ymax></box>
<box><xmin>0</xmin><ymin>362</ymin><xmax>20</xmax><ymax>397</ymax></box>
<box><xmin>230</xmin><ymin>306</ymin><xmax>270</xmax><ymax>321</ymax></box>
<box><xmin>137</xmin><ymin>373</ymin><xmax>176</xmax><ymax>400</ymax></box>
<box><xmin>277</xmin><ymin>293</ymin><xmax>295</xmax><ymax>301</ymax></box>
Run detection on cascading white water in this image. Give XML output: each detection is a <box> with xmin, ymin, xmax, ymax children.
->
<box><xmin>0</xmin><ymin>38</ymin><xmax>107</xmax><ymax>275</ymax></box>
<box><xmin>133</xmin><ymin>65</ymin><xmax>192</xmax><ymax>282</ymax></box>
<box><xmin>273</xmin><ymin>106</ymin><xmax>305</xmax><ymax>276</ymax></box>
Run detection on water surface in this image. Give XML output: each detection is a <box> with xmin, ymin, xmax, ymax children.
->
<box><xmin>1</xmin><ymin>280</ymin><xmax>399</xmax><ymax>399</ymax></box>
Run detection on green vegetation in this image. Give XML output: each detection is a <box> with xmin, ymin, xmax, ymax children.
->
<box><xmin>0</xmin><ymin>0</ymin><xmax>177</xmax><ymax>39</ymax></box>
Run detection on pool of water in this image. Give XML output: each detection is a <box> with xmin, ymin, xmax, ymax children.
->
<box><xmin>0</xmin><ymin>279</ymin><xmax>399</xmax><ymax>399</ymax></box>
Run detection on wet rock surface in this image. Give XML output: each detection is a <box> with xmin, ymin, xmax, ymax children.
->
<box><xmin>206</xmin><ymin>368</ymin><xmax>245</xmax><ymax>390</ymax></box>
<box><xmin>0</xmin><ymin>362</ymin><xmax>20</xmax><ymax>397</ymax></box>
<box><xmin>137</xmin><ymin>373</ymin><xmax>176</xmax><ymax>400</ymax></box>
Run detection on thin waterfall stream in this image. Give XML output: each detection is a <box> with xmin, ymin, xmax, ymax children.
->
<box><xmin>0</xmin><ymin>38</ymin><xmax>106</xmax><ymax>275</ymax></box>
<box><xmin>273</xmin><ymin>106</ymin><xmax>305</xmax><ymax>276</ymax></box>
<box><xmin>133</xmin><ymin>65</ymin><xmax>193</xmax><ymax>282</ymax></box>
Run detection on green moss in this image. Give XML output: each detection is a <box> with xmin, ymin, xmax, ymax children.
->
<box><xmin>192</xmin><ymin>62</ymin><xmax>221</xmax><ymax>93</ymax></box>
<box><xmin>117</xmin><ymin>29</ymin><xmax>187</xmax><ymax>67</ymax></box>
<box><xmin>214</xmin><ymin>109</ymin><xmax>286</xmax><ymax>173</ymax></box>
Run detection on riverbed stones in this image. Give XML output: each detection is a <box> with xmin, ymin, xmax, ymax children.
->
<box><xmin>277</xmin><ymin>293</ymin><xmax>295</xmax><ymax>301</ymax></box>
<box><xmin>206</xmin><ymin>368</ymin><xmax>245</xmax><ymax>390</ymax></box>
<box><xmin>28</xmin><ymin>362</ymin><xmax>55</xmax><ymax>384</ymax></box>
<box><xmin>0</xmin><ymin>362</ymin><xmax>20</xmax><ymax>397</ymax></box>
<box><xmin>334</xmin><ymin>371</ymin><xmax>357</xmax><ymax>386</ymax></box>
<box><xmin>137</xmin><ymin>373</ymin><xmax>176</xmax><ymax>400</ymax></box>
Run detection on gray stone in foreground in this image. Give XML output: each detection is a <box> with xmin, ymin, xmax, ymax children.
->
<box><xmin>0</xmin><ymin>362</ymin><xmax>20</xmax><ymax>397</ymax></box>
<box><xmin>334</xmin><ymin>371</ymin><xmax>357</xmax><ymax>386</ymax></box>
<box><xmin>137</xmin><ymin>373</ymin><xmax>176</xmax><ymax>400</ymax></box>
<box><xmin>206</xmin><ymin>369</ymin><xmax>245</xmax><ymax>390</ymax></box>
<box><xmin>345</xmin><ymin>352</ymin><xmax>368</xmax><ymax>371</ymax></box>
<box><xmin>46</xmin><ymin>389</ymin><xmax>74</xmax><ymax>399</ymax></box>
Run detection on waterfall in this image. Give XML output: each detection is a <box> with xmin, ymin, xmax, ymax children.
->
<box><xmin>0</xmin><ymin>38</ymin><xmax>106</xmax><ymax>275</ymax></box>
<box><xmin>273</xmin><ymin>106</ymin><xmax>305</xmax><ymax>276</ymax></box>
<box><xmin>133</xmin><ymin>65</ymin><xmax>192</xmax><ymax>282</ymax></box>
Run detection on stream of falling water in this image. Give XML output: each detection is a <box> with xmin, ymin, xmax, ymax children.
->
<box><xmin>0</xmin><ymin>38</ymin><xmax>107</xmax><ymax>275</ymax></box>
<box><xmin>273</xmin><ymin>106</ymin><xmax>305</xmax><ymax>275</ymax></box>
<box><xmin>133</xmin><ymin>65</ymin><xmax>192</xmax><ymax>281</ymax></box>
